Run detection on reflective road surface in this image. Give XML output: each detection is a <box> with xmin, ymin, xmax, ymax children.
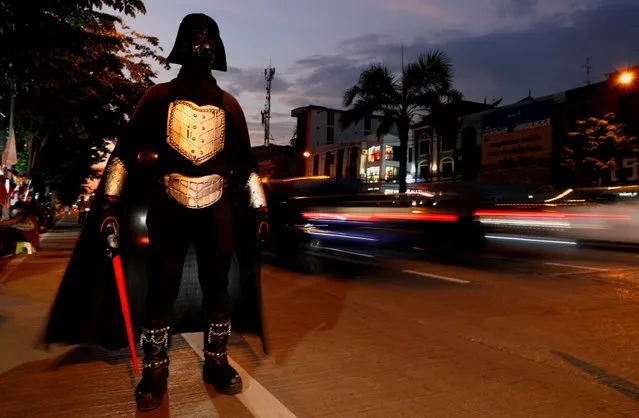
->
<box><xmin>0</xmin><ymin>218</ymin><xmax>638</xmax><ymax>417</ymax></box>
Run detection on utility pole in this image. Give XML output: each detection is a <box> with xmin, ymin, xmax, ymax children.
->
<box><xmin>260</xmin><ymin>63</ymin><xmax>275</xmax><ymax>147</ymax></box>
<box><xmin>582</xmin><ymin>57</ymin><xmax>592</xmax><ymax>85</ymax></box>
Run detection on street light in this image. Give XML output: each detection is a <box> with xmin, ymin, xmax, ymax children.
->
<box><xmin>618</xmin><ymin>71</ymin><xmax>634</xmax><ymax>85</ymax></box>
<box><xmin>302</xmin><ymin>151</ymin><xmax>311</xmax><ymax>158</ymax></box>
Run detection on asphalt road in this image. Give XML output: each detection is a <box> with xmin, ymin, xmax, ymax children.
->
<box><xmin>0</xmin><ymin>218</ymin><xmax>638</xmax><ymax>417</ymax></box>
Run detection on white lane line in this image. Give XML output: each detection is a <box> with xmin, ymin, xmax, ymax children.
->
<box><xmin>543</xmin><ymin>262</ymin><xmax>609</xmax><ymax>272</ymax></box>
<box><xmin>319</xmin><ymin>247</ymin><xmax>375</xmax><ymax>258</ymax></box>
<box><xmin>485</xmin><ymin>234</ymin><xmax>577</xmax><ymax>246</ymax></box>
<box><xmin>402</xmin><ymin>269</ymin><xmax>470</xmax><ymax>284</ymax></box>
<box><xmin>181</xmin><ymin>332</ymin><xmax>298</xmax><ymax>418</ymax></box>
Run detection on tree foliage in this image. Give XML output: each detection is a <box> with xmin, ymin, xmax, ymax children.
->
<box><xmin>562</xmin><ymin>113</ymin><xmax>637</xmax><ymax>185</ymax></box>
<box><xmin>289</xmin><ymin>127</ymin><xmax>297</xmax><ymax>147</ymax></box>
<box><xmin>340</xmin><ymin>50</ymin><xmax>461</xmax><ymax>192</ymax></box>
<box><xmin>0</xmin><ymin>0</ymin><xmax>167</xmax><ymax>204</ymax></box>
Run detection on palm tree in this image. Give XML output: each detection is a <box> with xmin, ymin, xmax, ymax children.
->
<box><xmin>340</xmin><ymin>50</ymin><xmax>461</xmax><ymax>193</ymax></box>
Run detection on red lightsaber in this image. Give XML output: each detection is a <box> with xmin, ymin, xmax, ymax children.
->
<box><xmin>102</xmin><ymin>217</ymin><xmax>139</xmax><ymax>374</ymax></box>
<box><xmin>112</xmin><ymin>254</ymin><xmax>140</xmax><ymax>374</ymax></box>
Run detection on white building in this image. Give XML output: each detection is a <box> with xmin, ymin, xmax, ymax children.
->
<box><xmin>291</xmin><ymin>105</ymin><xmax>395</xmax><ymax>152</ymax></box>
<box><xmin>362</xmin><ymin>134</ymin><xmax>416</xmax><ymax>193</ymax></box>
<box><xmin>291</xmin><ymin>105</ymin><xmax>414</xmax><ymax>191</ymax></box>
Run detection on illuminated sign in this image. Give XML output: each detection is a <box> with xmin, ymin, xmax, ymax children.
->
<box><xmin>482</xmin><ymin>126</ymin><xmax>553</xmax><ymax>166</ymax></box>
<box><xmin>482</xmin><ymin>100</ymin><xmax>554</xmax><ymax>167</ymax></box>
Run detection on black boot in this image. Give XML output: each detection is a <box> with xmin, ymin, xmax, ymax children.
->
<box><xmin>202</xmin><ymin>319</ymin><xmax>242</xmax><ymax>395</ymax></box>
<box><xmin>136</xmin><ymin>326</ymin><xmax>170</xmax><ymax>411</ymax></box>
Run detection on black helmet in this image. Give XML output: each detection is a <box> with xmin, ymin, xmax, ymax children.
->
<box><xmin>166</xmin><ymin>13</ymin><xmax>227</xmax><ymax>72</ymax></box>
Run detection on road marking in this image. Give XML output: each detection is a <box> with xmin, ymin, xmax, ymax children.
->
<box><xmin>182</xmin><ymin>332</ymin><xmax>298</xmax><ymax>418</ymax></box>
<box><xmin>485</xmin><ymin>234</ymin><xmax>577</xmax><ymax>246</ymax></box>
<box><xmin>402</xmin><ymin>269</ymin><xmax>470</xmax><ymax>284</ymax></box>
<box><xmin>544</xmin><ymin>262</ymin><xmax>609</xmax><ymax>272</ymax></box>
<box><xmin>319</xmin><ymin>247</ymin><xmax>375</xmax><ymax>258</ymax></box>
<box><xmin>306</xmin><ymin>251</ymin><xmax>376</xmax><ymax>266</ymax></box>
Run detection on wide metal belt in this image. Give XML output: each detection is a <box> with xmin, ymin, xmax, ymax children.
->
<box><xmin>163</xmin><ymin>173</ymin><xmax>224</xmax><ymax>209</ymax></box>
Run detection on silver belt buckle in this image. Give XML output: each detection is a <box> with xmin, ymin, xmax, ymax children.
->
<box><xmin>164</xmin><ymin>173</ymin><xmax>224</xmax><ymax>209</ymax></box>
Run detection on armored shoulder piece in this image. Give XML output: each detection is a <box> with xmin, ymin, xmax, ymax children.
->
<box><xmin>104</xmin><ymin>157</ymin><xmax>128</xmax><ymax>197</ymax></box>
<box><xmin>246</xmin><ymin>173</ymin><xmax>267</xmax><ymax>209</ymax></box>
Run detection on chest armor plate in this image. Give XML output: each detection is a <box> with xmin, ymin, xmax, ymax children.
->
<box><xmin>166</xmin><ymin>100</ymin><xmax>226</xmax><ymax>165</ymax></box>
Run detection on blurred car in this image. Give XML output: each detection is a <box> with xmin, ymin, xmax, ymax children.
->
<box><xmin>263</xmin><ymin>177</ymin><xmax>487</xmax><ymax>267</ymax></box>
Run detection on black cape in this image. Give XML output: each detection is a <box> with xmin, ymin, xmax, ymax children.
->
<box><xmin>43</xmin><ymin>76</ymin><xmax>266</xmax><ymax>353</ymax></box>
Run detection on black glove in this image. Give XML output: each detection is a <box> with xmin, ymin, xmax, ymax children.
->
<box><xmin>256</xmin><ymin>207</ymin><xmax>269</xmax><ymax>244</ymax></box>
<box><xmin>100</xmin><ymin>196</ymin><xmax>121</xmax><ymax>258</ymax></box>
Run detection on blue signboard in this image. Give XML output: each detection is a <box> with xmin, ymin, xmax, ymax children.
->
<box><xmin>482</xmin><ymin>99</ymin><xmax>555</xmax><ymax>137</ymax></box>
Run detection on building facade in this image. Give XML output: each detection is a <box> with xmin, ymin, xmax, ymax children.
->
<box><xmin>411</xmin><ymin>100</ymin><xmax>493</xmax><ymax>184</ymax></box>
<box><xmin>290</xmin><ymin>66</ymin><xmax>639</xmax><ymax>191</ymax></box>
<box><xmin>410</xmin><ymin>66</ymin><xmax>639</xmax><ymax>189</ymax></box>
<box><xmin>291</xmin><ymin>105</ymin><xmax>412</xmax><ymax>192</ymax></box>
<box><xmin>291</xmin><ymin>105</ymin><xmax>398</xmax><ymax>154</ymax></box>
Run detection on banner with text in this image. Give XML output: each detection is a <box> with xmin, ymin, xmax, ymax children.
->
<box><xmin>482</xmin><ymin>100</ymin><xmax>555</xmax><ymax>167</ymax></box>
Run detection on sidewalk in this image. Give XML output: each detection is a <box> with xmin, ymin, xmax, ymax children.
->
<box><xmin>0</xmin><ymin>217</ymin><xmax>238</xmax><ymax>416</ymax></box>
<box><xmin>0</xmin><ymin>217</ymin><xmax>81</xmax><ymax>373</ymax></box>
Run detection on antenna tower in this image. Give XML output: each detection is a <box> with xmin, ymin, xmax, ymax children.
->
<box><xmin>261</xmin><ymin>63</ymin><xmax>276</xmax><ymax>147</ymax></box>
<box><xmin>582</xmin><ymin>57</ymin><xmax>592</xmax><ymax>85</ymax></box>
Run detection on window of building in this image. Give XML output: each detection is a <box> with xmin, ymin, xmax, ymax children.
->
<box><xmin>366</xmin><ymin>166</ymin><xmax>380</xmax><ymax>183</ymax></box>
<box><xmin>408</xmin><ymin>147</ymin><xmax>413</xmax><ymax>163</ymax></box>
<box><xmin>384</xmin><ymin>166</ymin><xmax>398</xmax><ymax>181</ymax></box>
<box><xmin>384</xmin><ymin>146</ymin><xmax>394</xmax><ymax>161</ymax></box>
<box><xmin>312</xmin><ymin>154</ymin><xmax>320</xmax><ymax>176</ymax></box>
<box><xmin>327</xmin><ymin>110</ymin><xmax>335</xmax><ymax>126</ymax></box>
<box><xmin>348</xmin><ymin>147</ymin><xmax>359</xmax><ymax>178</ymax></box>
<box><xmin>368</xmin><ymin>146</ymin><xmax>381</xmax><ymax>162</ymax></box>
<box><xmin>326</xmin><ymin>126</ymin><xmax>334</xmax><ymax>144</ymax></box>
<box><xmin>326</xmin><ymin>111</ymin><xmax>335</xmax><ymax>145</ymax></box>
<box><xmin>336</xmin><ymin>149</ymin><xmax>344</xmax><ymax>178</ymax></box>
<box><xmin>324</xmin><ymin>152</ymin><xmax>333</xmax><ymax>176</ymax></box>
<box><xmin>419</xmin><ymin>163</ymin><xmax>429</xmax><ymax>179</ymax></box>
<box><xmin>441</xmin><ymin>157</ymin><xmax>454</xmax><ymax>178</ymax></box>
<box><xmin>419</xmin><ymin>138</ymin><xmax>430</xmax><ymax>155</ymax></box>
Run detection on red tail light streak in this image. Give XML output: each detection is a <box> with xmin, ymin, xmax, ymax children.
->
<box><xmin>301</xmin><ymin>212</ymin><xmax>459</xmax><ymax>222</ymax></box>
<box><xmin>473</xmin><ymin>210</ymin><xmax>631</xmax><ymax>221</ymax></box>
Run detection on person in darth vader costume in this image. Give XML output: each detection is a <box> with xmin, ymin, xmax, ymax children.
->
<box><xmin>43</xmin><ymin>13</ymin><xmax>269</xmax><ymax>411</ymax></box>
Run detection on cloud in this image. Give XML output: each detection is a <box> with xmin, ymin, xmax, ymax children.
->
<box><xmin>361</xmin><ymin>0</ymin><xmax>459</xmax><ymax>24</ymax></box>
<box><xmin>216</xmin><ymin>66</ymin><xmax>293</xmax><ymax>99</ymax></box>
<box><xmin>150</xmin><ymin>0</ymin><xmax>637</xmax><ymax>146</ymax></box>
<box><xmin>357</xmin><ymin>0</ymin><xmax>603</xmax><ymax>36</ymax></box>
<box><xmin>276</xmin><ymin>0</ymin><xmax>639</xmax><ymax>109</ymax></box>
<box><xmin>494</xmin><ymin>0</ymin><xmax>538</xmax><ymax>18</ymax></box>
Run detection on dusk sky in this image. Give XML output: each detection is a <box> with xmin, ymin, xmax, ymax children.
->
<box><xmin>122</xmin><ymin>0</ymin><xmax>639</xmax><ymax>146</ymax></box>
